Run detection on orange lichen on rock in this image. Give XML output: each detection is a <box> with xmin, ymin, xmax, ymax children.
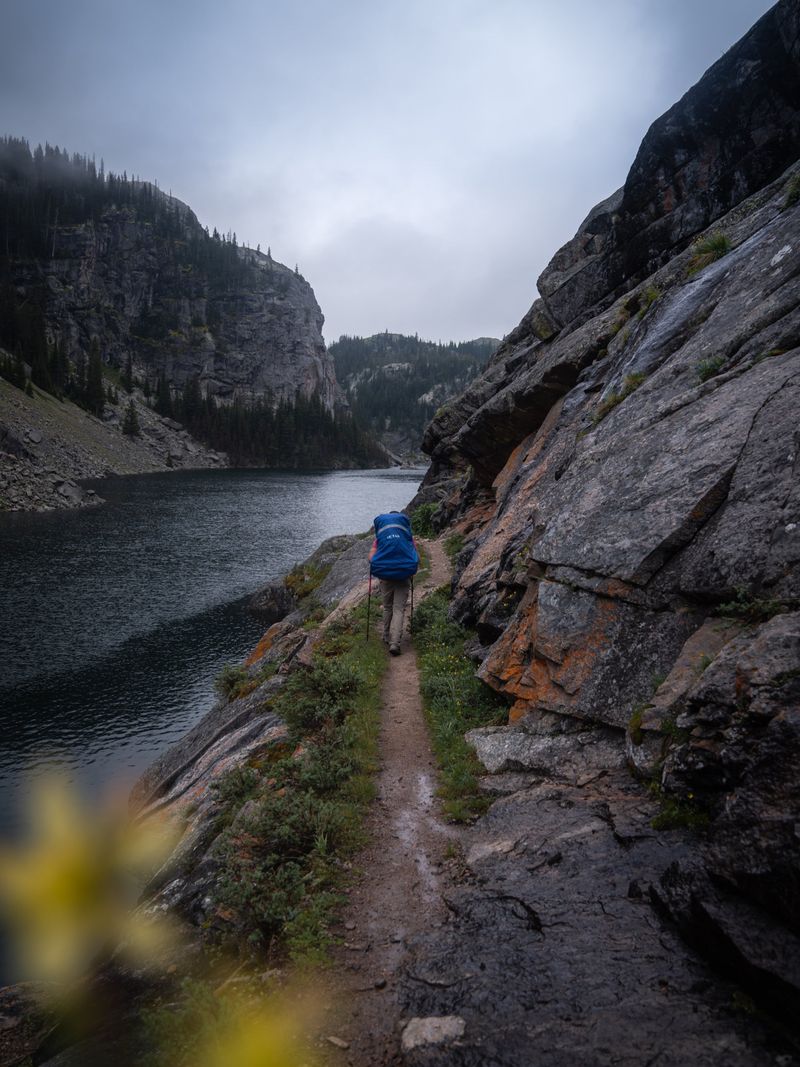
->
<box><xmin>480</xmin><ymin>580</ymin><xmax>619</xmax><ymax>721</ymax></box>
<box><xmin>245</xmin><ymin>623</ymin><xmax>282</xmax><ymax>666</ymax></box>
<box><xmin>478</xmin><ymin>585</ymin><xmax>540</xmax><ymax>696</ymax></box>
<box><xmin>539</xmin><ymin>598</ymin><xmax>618</xmax><ymax>700</ymax></box>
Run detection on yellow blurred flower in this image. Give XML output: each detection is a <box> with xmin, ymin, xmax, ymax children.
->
<box><xmin>198</xmin><ymin>1001</ymin><xmax>316</xmax><ymax>1067</ymax></box>
<box><xmin>0</xmin><ymin>774</ymin><xmax>178</xmax><ymax>984</ymax></box>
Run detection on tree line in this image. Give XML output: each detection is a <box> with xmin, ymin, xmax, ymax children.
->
<box><xmin>330</xmin><ymin>331</ymin><xmax>497</xmax><ymax>435</ymax></box>
<box><xmin>159</xmin><ymin>376</ymin><xmax>384</xmax><ymax>468</ymax></box>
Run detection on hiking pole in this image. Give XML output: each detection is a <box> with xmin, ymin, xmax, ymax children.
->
<box><xmin>366</xmin><ymin>573</ymin><xmax>372</xmax><ymax>641</ymax></box>
<box><xmin>410</xmin><ymin>575</ymin><xmax>414</xmax><ymax>629</ymax></box>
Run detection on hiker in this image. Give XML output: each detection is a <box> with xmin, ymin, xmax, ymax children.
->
<box><xmin>369</xmin><ymin>510</ymin><xmax>420</xmax><ymax>655</ymax></box>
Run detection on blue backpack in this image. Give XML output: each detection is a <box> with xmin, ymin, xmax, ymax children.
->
<box><xmin>370</xmin><ymin>513</ymin><xmax>420</xmax><ymax>580</ymax></box>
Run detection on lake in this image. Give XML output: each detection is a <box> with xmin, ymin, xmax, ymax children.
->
<box><xmin>0</xmin><ymin>466</ymin><xmax>424</xmax><ymax>831</ymax></box>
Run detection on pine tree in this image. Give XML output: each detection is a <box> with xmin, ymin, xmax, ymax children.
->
<box><xmin>73</xmin><ymin>351</ymin><xmax>87</xmax><ymax>402</ymax></box>
<box><xmin>155</xmin><ymin>374</ymin><xmax>173</xmax><ymax>417</ymax></box>
<box><xmin>85</xmin><ymin>338</ymin><xmax>105</xmax><ymax>415</ymax></box>
<box><xmin>122</xmin><ymin>352</ymin><xmax>133</xmax><ymax>393</ymax></box>
<box><xmin>122</xmin><ymin>399</ymin><xmax>140</xmax><ymax>436</ymax></box>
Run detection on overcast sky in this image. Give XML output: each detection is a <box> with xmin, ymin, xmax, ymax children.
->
<box><xmin>0</xmin><ymin>0</ymin><xmax>776</xmax><ymax>344</ymax></box>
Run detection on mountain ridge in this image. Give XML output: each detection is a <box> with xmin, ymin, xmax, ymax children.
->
<box><xmin>330</xmin><ymin>331</ymin><xmax>498</xmax><ymax>461</ymax></box>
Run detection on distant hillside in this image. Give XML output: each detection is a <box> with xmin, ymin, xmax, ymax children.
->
<box><xmin>329</xmin><ymin>332</ymin><xmax>498</xmax><ymax>459</ymax></box>
<box><xmin>0</xmin><ymin>135</ymin><xmax>384</xmax><ymax>470</ymax></box>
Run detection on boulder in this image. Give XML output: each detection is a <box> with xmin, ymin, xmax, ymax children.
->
<box><xmin>301</xmin><ymin>533</ymin><xmax>362</xmax><ymax>572</ymax></box>
<box><xmin>313</xmin><ymin>538</ymin><xmax>371</xmax><ymax>607</ymax></box>
<box><xmin>55</xmin><ymin>480</ymin><xmax>84</xmax><ymax>504</ymax></box>
<box><xmin>247</xmin><ymin>582</ymin><xmax>296</xmax><ymax>623</ymax></box>
<box><xmin>467</xmin><ymin>717</ymin><xmax>625</xmax><ymax>782</ymax></box>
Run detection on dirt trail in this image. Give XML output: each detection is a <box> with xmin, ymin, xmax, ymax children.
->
<box><xmin>320</xmin><ymin>541</ymin><xmax>456</xmax><ymax>1065</ymax></box>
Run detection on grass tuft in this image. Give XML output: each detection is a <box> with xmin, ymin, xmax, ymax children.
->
<box><xmin>638</xmin><ymin>286</ymin><xmax>661</xmax><ymax>318</ymax></box>
<box><xmin>687</xmin><ymin>231</ymin><xmax>731</xmax><ymax>275</ymax></box>
<box><xmin>412</xmin><ymin>586</ymin><xmax>507</xmax><ymax>821</ymax></box>
<box><xmin>593</xmin><ymin>372</ymin><xmax>647</xmax><ymax>424</ymax></box>
<box><xmin>651</xmin><ymin>794</ymin><xmax>709</xmax><ymax>831</ymax></box>
<box><xmin>784</xmin><ymin>174</ymin><xmax>800</xmax><ymax>210</ymax></box>
<box><xmin>628</xmin><ymin>704</ymin><xmax>646</xmax><ymax>746</ymax></box>
<box><xmin>284</xmin><ymin>562</ymin><xmax>330</xmax><ymax>600</ymax></box>
<box><xmin>696</xmin><ymin>355</ymin><xmax>726</xmax><ymax>382</ymax></box>
<box><xmin>443</xmin><ymin>532</ymin><xmax>465</xmax><ymax>563</ymax></box>
<box><xmin>718</xmin><ymin>586</ymin><xmax>784</xmax><ymax>624</ymax></box>
<box><xmin>410</xmin><ymin>502</ymin><xmax>439</xmax><ymax>539</ymax></box>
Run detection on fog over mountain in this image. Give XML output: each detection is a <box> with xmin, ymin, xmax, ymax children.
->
<box><xmin>0</xmin><ymin>0</ymin><xmax>776</xmax><ymax>342</ymax></box>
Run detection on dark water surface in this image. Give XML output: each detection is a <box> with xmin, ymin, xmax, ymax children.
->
<box><xmin>0</xmin><ymin>467</ymin><xmax>424</xmax><ymax>830</ymax></box>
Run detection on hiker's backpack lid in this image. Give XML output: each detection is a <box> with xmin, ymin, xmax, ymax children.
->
<box><xmin>370</xmin><ymin>512</ymin><xmax>419</xmax><ymax>580</ymax></box>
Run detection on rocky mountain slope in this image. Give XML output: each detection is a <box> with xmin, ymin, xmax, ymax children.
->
<box><xmin>0</xmin><ymin>139</ymin><xmax>337</xmax><ymax>410</ymax></box>
<box><xmin>0</xmin><ymin>373</ymin><xmax>224</xmax><ymax>510</ymax></box>
<box><xmin>330</xmin><ymin>333</ymin><xmax>497</xmax><ymax>461</ymax></box>
<box><xmin>413</xmin><ymin>0</ymin><xmax>800</xmax><ymax>1031</ymax></box>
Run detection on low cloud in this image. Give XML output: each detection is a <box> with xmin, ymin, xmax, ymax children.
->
<box><xmin>0</xmin><ymin>0</ymin><xmax>775</xmax><ymax>342</ymax></box>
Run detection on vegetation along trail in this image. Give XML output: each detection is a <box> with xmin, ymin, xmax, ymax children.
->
<box><xmin>320</xmin><ymin>539</ymin><xmax>458</xmax><ymax>1065</ymax></box>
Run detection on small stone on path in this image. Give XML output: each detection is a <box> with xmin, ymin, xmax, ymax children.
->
<box><xmin>326</xmin><ymin>1035</ymin><xmax>350</xmax><ymax>1049</ymax></box>
<box><xmin>401</xmin><ymin>1016</ymin><xmax>466</xmax><ymax>1050</ymax></box>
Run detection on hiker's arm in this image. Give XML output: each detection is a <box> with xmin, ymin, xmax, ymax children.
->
<box><xmin>369</xmin><ymin>539</ymin><xmax>377</xmax><ymax>561</ymax></box>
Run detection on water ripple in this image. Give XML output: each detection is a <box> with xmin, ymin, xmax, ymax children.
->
<box><xmin>0</xmin><ymin>467</ymin><xmax>423</xmax><ymax>829</ymax></box>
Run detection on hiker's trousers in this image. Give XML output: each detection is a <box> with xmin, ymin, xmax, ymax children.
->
<box><xmin>380</xmin><ymin>578</ymin><xmax>410</xmax><ymax>648</ymax></box>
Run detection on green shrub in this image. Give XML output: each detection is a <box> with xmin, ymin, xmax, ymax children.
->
<box><xmin>688</xmin><ymin>231</ymin><xmax>731</xmax><ymax>275</ymax></box>
<box><xmin>411</xmin><ymin>502</ymin><xmax>439</xmax><ymax>539</ymax></box>
<box><xmin>216</xmin><ymin>771</ymin><xmax>352</xmax><ymax>945</ymax></box>
<box><xmin>214</xmin><ymin>663</ymin><xmax>254</xmax><ymax>702</ymax></box>
<box><xmin>593</xmin><ymin>371</ymin><xmax>647</xmax><ymax>424</ymax></box>
<box><xmin>696</xmin><ymin>355</ymin><xmax>726</xmax><ymax>382</ymax></box>
<box><xmin>280</xmin><ymin>658</ymin><xmax>362</xmax><ymax>735</ymax></box>
<box><xmin>284</xmin><ymin>562</ymin><xmax>330</xmax><ymax>600</ymax></box>
<box><xmin>651</xmin><ymin>795</ymin><xmax>709</xmax><ymax>831</ymax></box>
<box><xmin>718</xmin><ymin>586</ymin><xmax>783</xmax><ymax>624</ymax></box>
<box><xmin>443</xmin><ymin>532</ymin><xmax>465</xmax><ymax>563</ymax></box>
<box><xmin>211</xmin><ymin>765</ymin><xmax>260</xmax><ymax>809</ymax></box>
<box><xmin>210</xmin><ymin>608</ymin><xmax>387</xmax><ymax>959</ymax></box>
<box><xmin>295</xmin><ymin>739</ymin><xmax>358</xmax><ymax>796</ymax></box>
<box><xmin>638</xmin><ymin>286</ymin><xmax>661</xmax><ymax>317</ymax></box>
<box><xmin>300</xmin><ymin>599</ymin><xmax>327</xmax><ymax>629</ymax></box>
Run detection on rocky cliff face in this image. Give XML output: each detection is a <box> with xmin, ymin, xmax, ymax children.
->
<box><xmin>8</xmin><ymin>188</ymin><xmax>337</xmax><ymax>409</ymax></box>
<box><xmin>416</xmin><ymin>0</ymin><xmax>800</xmax><ymax>1022</ymax></box>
